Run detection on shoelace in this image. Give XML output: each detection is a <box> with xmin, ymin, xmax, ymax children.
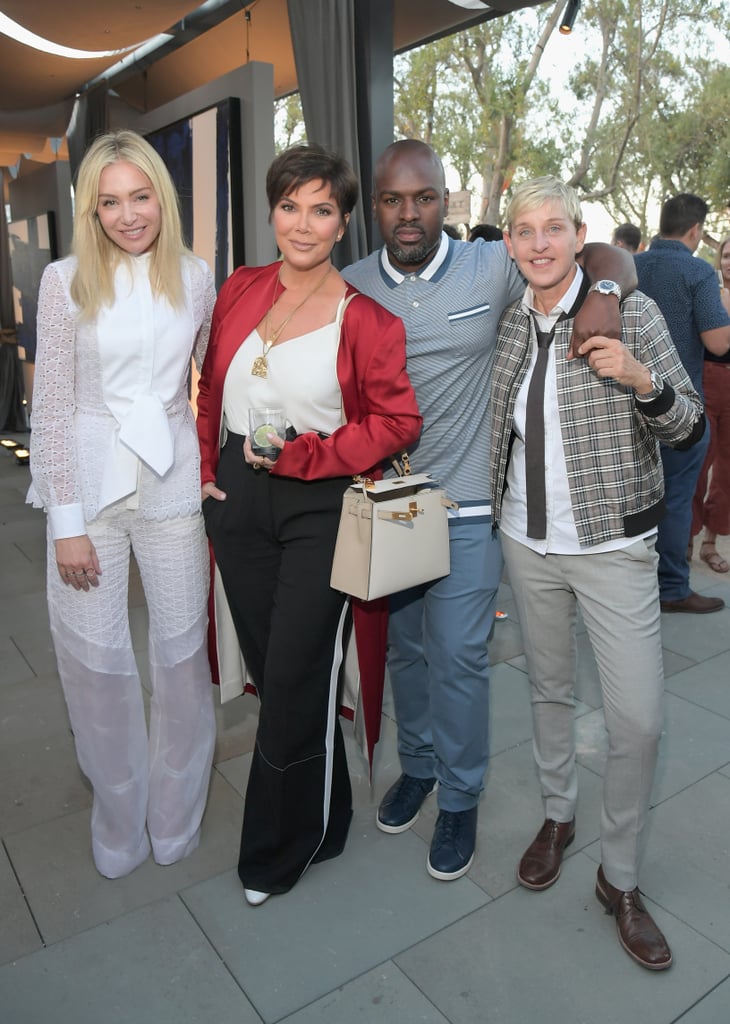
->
<box><xmin>534</xmin><ymin>820</ymin><xmax>561</xmax><ymax>846</ymax></box>
<box><xmin>436</xmin><ymin>811</ymin><xmax>463</xmax><ymax>842</ymax></box>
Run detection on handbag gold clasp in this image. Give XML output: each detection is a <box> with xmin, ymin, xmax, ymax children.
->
<box><xmin>353</xmin><ymin>475</ymin><xmax>376</xmax><ymax>490</ymax></box>
<box><xmin>390</xmin><ymin>501</ymin><xmax>421</xmax><ymax>520</ymax></box>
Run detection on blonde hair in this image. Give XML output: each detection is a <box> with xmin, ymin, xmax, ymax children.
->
<box><xmin>505</xmin><ymin>175</ymin><xmax>583</xmax><ymax>233</ymax></box>
<box><xmin>717</xmin><ymin>235</ymin><xmax>730</xmax><ymax>271</ymax></box>
<box><xmin>71</xmin><ymin>130</ymin><xmax>189</xmax><ymax>319</ymax></box>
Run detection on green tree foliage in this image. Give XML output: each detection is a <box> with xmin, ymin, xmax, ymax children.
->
<box><xmin>392</xmin><ymin>0</ymin><xmax>730</xmax><ymax>233</ymax></box>
<box><xmin>564</xmin><ymin>0</ymin><xmax>729</xmax><ymax>236</ymax></box>
<box><xmin>394</xmin><ymin>4</ymin><xmax>565</xmax><ymax>223</ymax></box>
<box><xmin>274</xmin><ymin>93</ymin><xmax>306</xmax><ymax>153</ymax></box>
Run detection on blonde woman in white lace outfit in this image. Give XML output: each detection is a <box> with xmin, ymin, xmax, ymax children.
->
<box><xmin>28</xmin><ymin>130</ymin><xmax>217</xmax><ymax>879</ymax></box>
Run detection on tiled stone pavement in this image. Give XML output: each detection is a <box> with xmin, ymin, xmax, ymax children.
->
<box><xmin>2</xmin><ymin>431</ymin><xmax>730</xmax><ymax>1023</ymax></box>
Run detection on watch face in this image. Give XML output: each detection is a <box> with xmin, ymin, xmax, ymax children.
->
<box><xmin>594</xmin><ymin>280</ymin><xmax>621</xmax><ymax>299</ymax></box>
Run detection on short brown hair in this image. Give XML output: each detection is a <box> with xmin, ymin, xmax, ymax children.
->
<box><xmin>266</xmin><ymin>144</ymin><xmax>359</xmax><ymax>216</ymax></box>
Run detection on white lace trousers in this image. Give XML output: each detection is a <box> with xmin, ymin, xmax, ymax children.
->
<box><xmin>47</xmin><ymin>508</ymin><xmax>216</xmax><ymax>879</ymax></box>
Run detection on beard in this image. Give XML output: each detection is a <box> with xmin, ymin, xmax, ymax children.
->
<box><xmin>386</xmin><ymin>233</ymin><xmax>440</xmax><ymax>267</ymax></box>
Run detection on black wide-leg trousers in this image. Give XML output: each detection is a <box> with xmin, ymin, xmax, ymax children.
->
<box><xmin>204</xmin><ymin>435</ymin><xmax>353</xmax><ymax>893</ymax></box>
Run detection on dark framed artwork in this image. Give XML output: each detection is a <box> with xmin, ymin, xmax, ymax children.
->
<box><xmin>147</xmin><ymin>97</ymin><xmax>244</xmax><ymax>289</ymax></box>
<box><xmin>8</xmin><ymin>212</ymin><xmax>58</xmax><ymax>364</ymax></box>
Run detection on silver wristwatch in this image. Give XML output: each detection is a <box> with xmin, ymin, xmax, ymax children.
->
<box><xmin>636</xmin><ymin>369</ymin><xmax>664</xmax><ymax>402</ymax></box>
<box><xmin>590</xmin><ymin>279</ymin><xmax>622</xmax><ymax>301</ymax></box>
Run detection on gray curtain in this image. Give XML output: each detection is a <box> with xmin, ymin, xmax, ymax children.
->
<box><xmin>67</xmin><ymin>87</ymin><xmax>109</xmax><ymax>182</ymax></box>
<box><xmin>0</xmin><ymin>169</ymin><xmax>13</xmax><ymax>330</ymax></box>
<box><xmin>287</xmin><ymin>0</ymin><xmax>368</xmax><ymax>267</ymax></box>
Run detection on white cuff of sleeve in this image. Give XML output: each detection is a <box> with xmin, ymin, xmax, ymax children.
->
<box><xmin>48</xmin><ymin>504</ymin><xmax>86</xmax><ymax>540</ymax></box>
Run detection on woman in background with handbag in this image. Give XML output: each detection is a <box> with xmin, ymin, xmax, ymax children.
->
<box><xmin>196</xmin><ymin>143</ymin><xmax>421</xmax><ymax>905</ymax></box>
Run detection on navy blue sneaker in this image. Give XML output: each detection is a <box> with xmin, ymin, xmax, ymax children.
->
<box><xmin>427</xmin><ymin>807</ymin><xmax>478</xmax><ymax>880</ymax></box>
<box><xmin>377</xmin><ymin>773</ymin><xmax>437</xmax><ymax>834</ymax></box>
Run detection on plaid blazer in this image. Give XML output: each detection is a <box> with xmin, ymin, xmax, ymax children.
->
<box><xmin>490</xmin><ymin>290</ymin><xmax>704</xmax><ymax>547</ymax></box>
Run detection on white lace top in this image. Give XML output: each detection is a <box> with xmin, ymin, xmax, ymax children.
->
<box><xmin>28</xmin><ymin>253</ymin><xmax>216</xmax><ymax>537</ymax></box>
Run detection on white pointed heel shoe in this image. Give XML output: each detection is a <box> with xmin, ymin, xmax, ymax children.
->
<box><xmin>244</xmin><ymin>888</ymin><xmax>270</xmax><ymax>906</ymax></box>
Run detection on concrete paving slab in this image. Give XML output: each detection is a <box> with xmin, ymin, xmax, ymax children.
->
<box><xmin>0</xmin><ymin>634</ymin><xmax>35</xmax><ymax>686</ymax></box>
<box><xmin>182</xmin><ymin>824</ymin><xmax>489</xmax><ymax>1023</ymax></box>
<box><xmin>0</xmin><ymin>895</ymin><xmax>261</xmax><ymax>1024</ymax></box>
<box><xmin>282</xmin><ymin>962</ymin><xmax>450</xmax><ymax>1024</ymax></box>
<box><xmin>8</xmin><ymin>629</ymin><xmax>57</xmax><ymax>679</ymax></box>
<box><xmin>486</xmin><ymin>613</ymin><xmax>525</xmax><ymax>664</ymax></box>
<box><xmin>0</xmin><ymin>589</ymin><xmax>50</xmax><ymax>635</ymax></box>
<box><xmin>3</xmin><ymin>433</ymin><xmax>730</xmax><ymax>1023</ymax></box>
<box><xmin>395</xmin><ymin>852</ymin><xmax>730</xmax><ymax>1024</ymax></box>
<box><xmin>660</xmin><ymin>606</ymin><xmax>730</xmax><ymax>664</ymax></box>
<box><xmin>675</xmin><ymin>976</ymin><xmax>730</xmax><ymax>1023</ymax></box>
<box><xmin>0</xmin><ymin>675</ymin><xmax>91</xmax><ymax>838</ymax></box>
<box><xmin>481</xmin><ymin>661</ymin><xmax>534</xmax><ymax>756</ymax></box>
<box><xmin>6</xmin><ymin>770</ymin><xmax>242</xmax><ymax>945</ymax></box>
<box><xmin>9</xmin><ymin>526</ymin><xmax>46</xmax><ymax>565</ymax></box>
<box><xmin>421</xmin><ymin>740</ymin><xmax>606</xmax><ymax>899</ymax></box>
<box><xmin>0</xmin><ymin>844</ymin><xmax>42</xmax><ymax>965</ymax></box>
<box><xmin>213</xmin><ymin>691</ymin><xmax>260</xmax><ymax>763</ymax></box>
<box><xmin>634</xmin><ymin>772</ymin><xmax>730</xmax><ymax>954</ymax></box>
<box><xmin>575</xmin><ymin>693</ymin><xmax>730</xmax><ymax>806</ymax></box>
<box><xmin>664</xmin><ymin>651</ymin><xmax>730</xmax><ymax>721</ymax></box>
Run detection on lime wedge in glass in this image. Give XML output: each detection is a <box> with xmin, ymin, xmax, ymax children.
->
<box><xmin>253</xmin><ymin>423</ymin><xmax>276</xmax><ymax>447</ymax></box>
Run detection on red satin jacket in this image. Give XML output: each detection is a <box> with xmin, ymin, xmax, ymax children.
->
<box><xmin>196</xmin><ymin>261</ymin><xmax>422</xmax><ymax>764</ymax></box>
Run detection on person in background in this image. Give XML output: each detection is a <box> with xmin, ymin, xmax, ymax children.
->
<box><xmin>28</xmin><ymin>129</ymin><xmax>217</xmax><ymax>879</ymax></box>
<box><xmin>343</xmin><ymin>138</ymin><xmax>637</xmax><ymax>884</ymax></box>
<box><xmin>469</xmin><ymin>223</ymin><xmax>503</xmax><ymax>243</ymax></box>
<box><xmin>690</xmin><ymin>235</ymin><xmax>730</xmax><ymax>573</ymax></box>
<box><xmin>635</xmin><ymin>193</ymin><xmax>730</xmax><ymax>612</ymax></box>
<box><xmin>491</xmin><ymin>175</ymin><xmax>704</xmax><ymax>971</ymax></box>
<box><xmin>196</xmin><ymin>144</ymin><xmax>421</xmax><ymax>906</ymax></box>
<box><xmin>611</xmin><ymin>222</ymin><xmax>642</xmax><ymax>253</ymax></box>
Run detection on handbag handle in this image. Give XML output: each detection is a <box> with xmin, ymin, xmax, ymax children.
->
<box><xmin>390</xmin><ymin>451</ymin><xmax>412</xmax><ymax>477</ymax></box>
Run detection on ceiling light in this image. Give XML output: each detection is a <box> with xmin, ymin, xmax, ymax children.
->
<box><xmin>0</xmin><ymin>12</ymin><xmax>141</xmax><ymax>60</ymax></box>
<box><xmin>448</xmin><ymin>1</ymin><xmax>490</xmax><ymax>8</ymax></box>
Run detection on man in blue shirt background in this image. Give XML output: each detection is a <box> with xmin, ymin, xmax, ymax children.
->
<box><xmin>635</xmin><ymin>194</ymin><xmax>730</xmax><ymax>613</ymax></box>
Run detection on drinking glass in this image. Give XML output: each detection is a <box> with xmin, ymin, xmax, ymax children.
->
<box><xmin>248</xmin><ymin>408</ymin><xmax>286</xmax><ymax>461</ymax></box>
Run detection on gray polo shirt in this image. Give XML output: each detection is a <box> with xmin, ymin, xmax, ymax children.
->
<box><xmin>343</xmin><ymin>234</ymin><xmax>523</xmax><ymax>505</ymax></box>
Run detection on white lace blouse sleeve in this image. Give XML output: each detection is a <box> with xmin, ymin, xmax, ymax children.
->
<box><xmin>29</xmin><ymin>262</ymin><xmax>86</xmax><ymax>538</ymax></box>
<box><xmin>192</xmin><ymin>259</ymin><xmax>216</xmax><ymax>371</ymax></box>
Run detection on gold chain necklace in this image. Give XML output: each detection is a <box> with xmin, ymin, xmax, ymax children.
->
<box><xmin>251</xmin><ymin>265</ymin><xmax>332</xmax><ymax>378</ymax></box>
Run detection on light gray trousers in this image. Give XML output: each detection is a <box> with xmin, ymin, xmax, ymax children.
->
<box><xmin>501</xmin><ymin>532</ymin><xmax>664</xmax><ymax>892</ymax></box>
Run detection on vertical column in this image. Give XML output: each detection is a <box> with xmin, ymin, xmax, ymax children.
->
<box><xmin>353</xmin><ymin>0</ymin><xmax>394</xmax><ymax>252</ymax></box>
<box><xmin>239</xmin><ymin>61</ymin><xmax>276</xmax><ymax>266</ymax></box>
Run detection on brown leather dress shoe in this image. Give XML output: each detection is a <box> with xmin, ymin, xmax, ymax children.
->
<box><xmin>595</xmin><ymin>865</ymin><xmax>673</xmax><ymax>970</ymax></box>
<box><xmin>660</xmin><ymin>591</ymin><xmax>725</xmax><ymax>614</ymax></box>
<box><xmin>517</xmin><ymin>818</ymin><xmax>576</xmax><ymax>890</ymax></box>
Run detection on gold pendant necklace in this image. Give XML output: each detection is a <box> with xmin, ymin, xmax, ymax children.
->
<box><xmin>251</xmin><ymin>265</ymin><xmax>332</xmax><ymax>378</ymax></box>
